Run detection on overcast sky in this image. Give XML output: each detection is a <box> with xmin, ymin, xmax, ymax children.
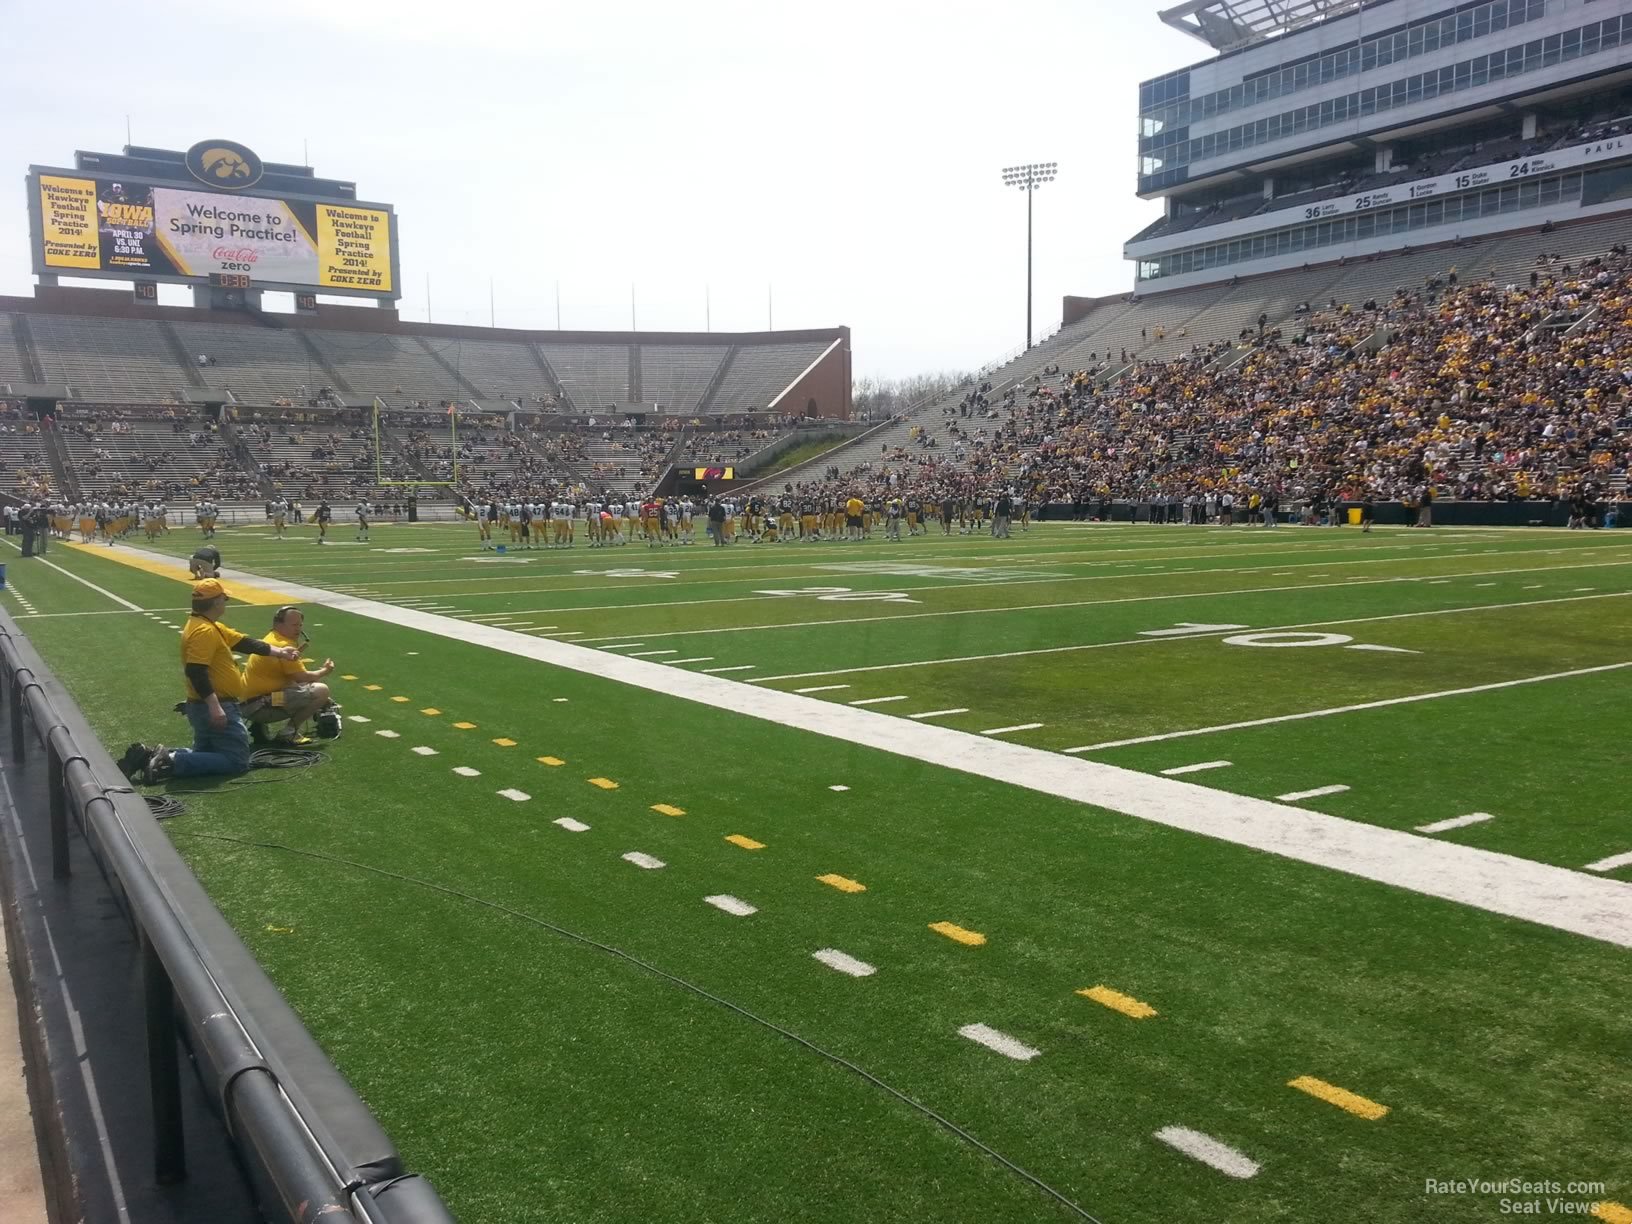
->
<box><xmin>0</xmin><ymin>0</ymin><xmax>1203</xmax><ymax>380</ymax></box>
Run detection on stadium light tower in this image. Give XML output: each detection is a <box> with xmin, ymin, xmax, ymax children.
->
<box><xmin>1001</xmin><ymin>162</ymin><xmax>1057</xmax><ymax>350</ymax></box>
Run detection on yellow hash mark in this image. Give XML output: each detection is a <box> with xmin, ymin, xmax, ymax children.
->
<box><xmin>340</xmin><ymin>675</ymin><xmax>358</xmax><ymax>681</ymax></box>
<box><xmin>363</xmin><ymin>684</ymin><xmax>382</xmax><ymax>691</ymax></box>
<box><xmin>1077</xmin><ymin>985</ymin><xmax>1158</xmax><ymax>1019</ymax></box>
<box><xmin>725</xmin><ymin>834</ymin><xmax>765</xmax><ymax>850</ymax></box>
<box><xmin>420</xmin><ymin>708</ymin><xmax>441</xmax><ymax>716</ymax></box>
<box><xmin>391</xmin><ymin>696</ymin><xmax>410</xmax><ymax>703</ymax></box>
<box><xmin>536</xmin><ymin>756</ymin><xmax>564</xmax><ymax>767</ymax></box>
<box><xmin>587</xmin><ymin>777</ymin><xmax>619</xmax><ymax>790</ymax></box>
<box><xmin>928</xmin><ymin>921</ymin><xmax>986</xmax><ymax>947</ymax></box>
<box><xmin>651</xmin><ymin>803</ymin><xmax>686</xmax><ymax>817</ymax></box>
<box><xmin>1591</xmin><ymin>1203</ymin><xmax>1632</xmax><ymax>1224</ymax></box>
<box><xmin>493</xmin><ymin>738</ymin><xmax>517</xmax><ymax>747</ymax></box>
<box><xmin>816</xmin><ymin>873</ymin><xmax>866</xmax><ymax>893</ymax></box>
<box><xmin>1288</xmin><ymin>1076</ymin><xmax>1389</xmax><ymax>1121</ymax></box>
<box><xmin>452</xmin><ymin>721</ymin><xmax>477</xmax><ymax>730</ymax></box>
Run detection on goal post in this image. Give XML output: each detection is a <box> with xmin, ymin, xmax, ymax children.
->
<box><xmin>372</xmin><ymin>396</ymin><xmax>459</xmax><ymax>488</ymax></box>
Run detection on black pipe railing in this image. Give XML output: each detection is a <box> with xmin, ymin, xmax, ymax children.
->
<box><xmin>0</xmin><ymin>615</ymin><xmax>457</xmax><ymax>1223</ymax></box>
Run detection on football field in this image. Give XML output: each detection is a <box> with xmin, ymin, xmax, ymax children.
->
<box><xmin>3</xmin><ymin>518</ymin><xmax>1630</xmax><ymax>1223</ymax></box>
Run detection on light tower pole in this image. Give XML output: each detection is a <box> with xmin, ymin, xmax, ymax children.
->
<box><xmin>1001</xmin><ymin>161</ymin><xmax>1057</xmax><ymax>350</ymax></box>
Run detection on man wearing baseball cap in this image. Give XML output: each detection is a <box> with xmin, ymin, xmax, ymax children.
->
<box><xmin>145</xmin><ymin>579</ymin><xmax>301</xmax><ymax>783</ymax></box>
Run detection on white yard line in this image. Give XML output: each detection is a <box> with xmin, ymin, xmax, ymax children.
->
<box><xmin>908</xmin><ymin>707</ymin><xmax>969</xmax><ymax>719</ymax></box>
<box><xmin>812</xmin><ymin>949</ymin><xmax>876</xmax><ymax>977</ymax></box>
<box><xmin>1066</xmin><ymin>662</ymin><xmax>1632</xmax><ymax>752</ymax></box>
<box><xmin>981</xmin><ymin>723</ymin><xmax>1045</xmax><ymax>736</ymax></box>
<box><xmin>702</xmin><ymin>664</ymin><xmax>755</xmax><ymax>673</ymax></box>
<box><xmin>1153</xmin><ymin>1127</ymin><xmax>1260</xmax><ymax>1179</ymax></box>
<box><xmin>1161</xmin><ymin>760</ymin><xmax>1232</xmax><ymax>776</ymax></box>
<box><xmin>1417</xmin><ymin>812</ymin><xmax>1496</xmax><ymax>834</ymax></box>
<box><xmin>703</xmin><ymin>895</ymin><xmax>758</xmax><ymax>917</ymax></box>
<box><xmin>89</xmin><ymin>544</ymin><xmax>1632</xmax><ymax>950</ymax></box>
<box><xmin>1277</xmin><ymin>784</ymin><xmax>1350</xmax><ymax>802</ymax></box>
<box><xmin>958</xmin><ymin>1024</ymin><xmax>1040</xmax><ymax>1061</ymax></box>
<box><xmin>628</xmin><ymin>649</ymin><xmax>679</xmax><ymax>657</ymax></box>
<box><xmin>751</xmin><ymin>590</ymin><xmax>1632</xmax><ymax>684</ymax></box>
<box><xmin>795</xmin><ymin>684</ymin><xmax>851</xmax><ymax>694</ymax></box>
<box><xmin>848</xmin><ymin>695</ymin><xmax>908</xmax><ymax>706</ymax></box>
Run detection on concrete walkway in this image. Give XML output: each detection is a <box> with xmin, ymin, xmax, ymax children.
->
<box><xmin>0</xmin><ymin>918</ymin><xmax>48</xmax><ymax>1224</ymax></box>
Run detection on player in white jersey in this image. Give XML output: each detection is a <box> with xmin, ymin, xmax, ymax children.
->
<box><xmin>355</xmin><ymin>501</ymin><xmax>371</xmax><ymax>541</ymax></box>
<box><xmin>271</xmin><ymin>497</ymin><xmax>289</xmax><ymax>537</ymax></box>
<box><xmin>679</xmin><ymin>497</ymin><xmax>695</xmax><ymax>544</ymax></box>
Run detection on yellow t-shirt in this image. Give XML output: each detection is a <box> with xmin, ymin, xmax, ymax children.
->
<box><xmin>181</xmin><ymin>616</ymin><xmax>247</xmax><ymax>702</ymax></box>
<box><xmin>845</xmin><ymin>497</ymin><xmax>863</xmax><ymax>517</ymax></box>
<box><xmin>243</xmin><ymin>630</ymin><xmax>305</xmax><ymax>699</ymax></box>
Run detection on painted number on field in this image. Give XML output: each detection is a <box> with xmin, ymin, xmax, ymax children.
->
<box><xmin>1222</xmin><ymin>632</ymin><xmax>1354</xmax><ymax>648</ymax></box>
<box><xmin>1139</xmin><ymin>622</ymin><xmax>1248</xmax><ymax>637</ymax></box>
<box><xmin>754</xmin><ymin>586</ymin><xmax>919</xmax><ymax>604</ymax></box>
<box><xmin>573</xmin><ymin>569</ymin><xmax>679</xmax><ymax>579</ymax></box>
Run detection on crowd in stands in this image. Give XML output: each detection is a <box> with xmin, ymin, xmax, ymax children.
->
<box><xmin>767</xmin><ymin>249</ymin><xmax>1631</xmax><ymax>519</ymax></box>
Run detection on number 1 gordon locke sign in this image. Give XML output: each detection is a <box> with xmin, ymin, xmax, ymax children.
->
<box><xmin>33</xmin><ymin>173</ymin><xmax>394</xmax><ymax>294</ymax></box>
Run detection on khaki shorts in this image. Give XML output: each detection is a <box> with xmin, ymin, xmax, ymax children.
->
<box><xmin>243</xmin><ymin>683</ymin><xmax>320</xmax><ymax>723</ymax></box>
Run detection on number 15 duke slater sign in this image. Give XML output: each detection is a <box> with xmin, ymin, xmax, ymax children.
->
<box><xmin>26</xmin><ymin>139</ymin><xmax>400</xmax><ymax>299</ymax></box>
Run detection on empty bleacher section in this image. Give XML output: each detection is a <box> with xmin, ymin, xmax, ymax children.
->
<box><xmin>707</xmin><ymin>341</ymin><xmax>831</xmax><ymax>414</ymax></box>
<box><xmin>440</xmin><ymin>341</ymin><xmax>549</xmax><ymax>403</ymax></box>
<box><xmin>28</xmin><ymin>315</ymin><xmax>189</xmax><ymax>402</ymax></box>
<box><xmin>545</xmin><ymin>344</ymin><xmax>630</xmax><ymax>411</ymax></box>
<box><xmin>639</xmin><ymin>346</ymin><xmax>730</xmax><ymax>414</ymax></box>
<box><xmin>167</xmin><ymin>321</ymin><xmax>323</xmax><ymax>404</ymax></box>
<box><xmin>305</xmin><ymin>333</ymin><xmax>469</xmax><ymax>403</ymax></box>
<box><xmin>0</xmin><ymin>315</ymin><xmax>33</xmax><ymax>387</ymax></box>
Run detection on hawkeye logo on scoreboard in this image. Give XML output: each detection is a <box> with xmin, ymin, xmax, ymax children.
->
<box><xmin>185</xmin><ymin>139</ymin><xmax>264</xmax><ymax>191</ymax></box>
<box><xmin>695</xmin><ymin>466</ymin><xmax>735</xmax><ymax>480</ymax></box>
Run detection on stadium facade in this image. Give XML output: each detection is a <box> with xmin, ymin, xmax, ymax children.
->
<box><xmin>1128</xmin><ymin>0</ymin><xmax>1632</xmax><ymax>289</ymax></box>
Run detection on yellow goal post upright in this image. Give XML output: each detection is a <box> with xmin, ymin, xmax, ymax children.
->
<box><xmin>372</xmin><ymin>396</ymin><xmax>460</xmax><ymax>489</ymax></box>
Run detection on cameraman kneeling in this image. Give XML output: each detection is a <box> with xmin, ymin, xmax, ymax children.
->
<box><xmin>146</xmin><ymin>580</ymin><xmax>301</xmax><ymax>782</ymax></box>
<box><xmin>241</xmin><ymin>606</ymin><xmax>337</xmax><ymax>746</ymax></box>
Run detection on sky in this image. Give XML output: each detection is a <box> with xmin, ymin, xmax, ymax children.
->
<box><xmin>0</xmin><ymin>0</ymin><xmax>1204</xmax><ymax>380</ymax></box>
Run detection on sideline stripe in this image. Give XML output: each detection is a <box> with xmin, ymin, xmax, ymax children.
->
<box><xmin>1585</xmin><ymin>851</ymin><xmax>1632</xmax><ymax>873</ymax></box>
<box><xmin>1277</xmin><ymin>785</ymin><xmax>1350</xmax><ymax>802</ymax></box>
<box><xmin>1288</xmin><ymin>1075</ymin><xmax>1389</xmax><ymax>1120</ymax></box>
<box><xmin>909</xmin><ymin>707</ymin><xmax>969</xmax><ymax>719</ymax></box>
<box><xmin>813</xmin><ymin>949</ymin><xmax>876</xmax><ymax>977</ymax></box>
<box><xmin>1161</xmin><ymin>760</ymin><xmax>1232</xmax><ymax>776</ymax></box>
<box><xmin>1153</xmin><ymin>1127</ymin><xmax>1260</xmax><ymax>1179</ymax></box>
<box><xmin>958</xmin><ymin>1023</ymin><xmax>1038</xmax><ymax>1061</ymax></box>
<box><xmin>1067</xmin><ymin>663</ymin><xmax>1632</xmax><ymax>752</ymax></box>
<box><xmin>703</xmin><ymin>894</ymin><xmax>757</xmax><ymax>917</ymax></box>
<box><xmin>97</xmin><ymin>544</ymin><xmax>1632</xmax><ymax>950</ymax></box>
<box><xmin>56</xmin><ymin>539</ymin><xmax>295</xmax><ymax>604</ymax></box>
<box><xmin>817</xmin><ymin>874</ymin><xmax>866</xmax><ymax>893</ymax></box>
<box><xmin>1077</xmin><ymin>985</ymin><xmax>1157</xmax><ymax>1019</ymax></box>
<box><xmin>929</xmin><ymin>921</ymin><xmax>986</xmax><ymax>946</ymax></box>
<box><xmin>1417</xmin><ymin>812</ymin><xmax>1496</xmax><ymax>834</ymax></box>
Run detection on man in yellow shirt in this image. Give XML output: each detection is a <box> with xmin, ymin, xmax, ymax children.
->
<box><xmin>845</xmin><ymin>494</ymin><xmax>864</xmax><ymax>541</ymax></box>
<box><xmin>241</xmin><ymin>606</ymin><xmax>337</xmax><ymax>746</ymax></box>
<box><xmin>145</xmin><ymin>580</ymin><xmax>300</xmax><ymax>782</ymax></box>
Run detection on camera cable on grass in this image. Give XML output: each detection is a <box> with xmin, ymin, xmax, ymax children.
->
<box><xmin>171</xmin><ymin>829</ymin><xmax>1107</xmax><ymax>1224</ymax></box>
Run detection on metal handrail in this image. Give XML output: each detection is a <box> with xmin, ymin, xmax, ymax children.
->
<box><xmin>0</xmin><ymin>618</ymin><xmax>455</xmax><ymax>1224</ymax></box>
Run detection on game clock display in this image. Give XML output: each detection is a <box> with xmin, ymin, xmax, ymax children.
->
<box><xmin>209</xmin><ymin>272</ymin><xmax>252</xmax><ymax>289</ymax></box>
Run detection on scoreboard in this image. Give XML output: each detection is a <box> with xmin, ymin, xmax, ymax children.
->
<box><xmin>27</xmin><ymin>139</ymin><xmax>401</xmax><ymax>301</ymax></box>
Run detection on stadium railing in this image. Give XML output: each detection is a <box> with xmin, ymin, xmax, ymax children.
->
<box><xmin>0</xmin><ymin>615</ymin><xmax>457</xmax><ymax>1224</ymax></box>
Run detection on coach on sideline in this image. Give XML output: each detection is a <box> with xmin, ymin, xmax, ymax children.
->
<box><xmin>145</xmin><ymin>579</ymin><xmax>300</xmax><ymax>783</ymax></box>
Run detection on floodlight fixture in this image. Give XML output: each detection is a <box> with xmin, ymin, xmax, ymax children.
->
<box><xmin>999</xmin><ymin>162</ymin><xmax>1058</xmax><ymax>350</ymax></box>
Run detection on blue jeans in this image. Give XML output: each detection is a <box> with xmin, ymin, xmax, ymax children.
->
<box><xmin>172</xmin><ymin>700</ymin><xmax>252</xmax><ymax>777</ymax></box>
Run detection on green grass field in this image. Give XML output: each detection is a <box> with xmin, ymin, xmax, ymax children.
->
<box><xmin>3</xmin><ymin>518</ymin><xmax>1630</xmax><ymax>1223</ymax></box>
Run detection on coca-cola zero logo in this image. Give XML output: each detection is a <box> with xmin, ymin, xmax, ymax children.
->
<box><xmin>212</xmin><ymin>246</ymin><xmax>260</xmax><ymax>263</ymax></box>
